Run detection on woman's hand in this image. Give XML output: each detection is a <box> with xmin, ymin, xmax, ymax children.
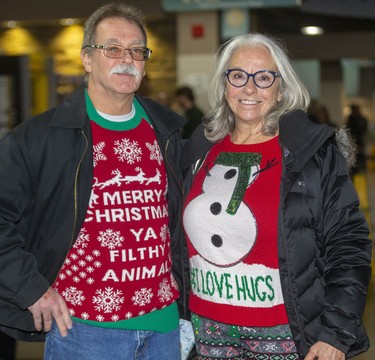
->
<box><xmin>304</xmin><ymin>341</ymin><xmax>345</xmax><ymax>360</ymax></box>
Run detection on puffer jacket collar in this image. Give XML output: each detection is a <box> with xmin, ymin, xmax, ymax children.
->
<box><xmin>279</xmin><ymin>110</ymin><xmax>335</xmax><ymax>172</ymax></box>
<box><xmin>182</xmin><ymin>110</ymin><xmax>337</xmax><ymax>174</ymax></box>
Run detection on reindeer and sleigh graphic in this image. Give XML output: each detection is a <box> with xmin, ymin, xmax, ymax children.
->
<box><xmin>88</xmin><ymin>138</ymin><xmax>164</xmax><ymax>210</ymax></box>
<box><xmin>89</xmin><ymin>167</ymin><xmax>162</xmax><ymax>209</ymax></box>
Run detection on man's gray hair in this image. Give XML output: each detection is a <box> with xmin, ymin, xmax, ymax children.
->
<box><xmin>81</xmin><ymin>3</ymin><xmax>147</xmax><ymax>55</ymax></box>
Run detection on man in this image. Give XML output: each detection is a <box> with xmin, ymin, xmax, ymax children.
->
<box><xmin>346</xmin><ymin>104</ymin><xmax>368</xmax><ymax>174</ymax></box>
<box><xmin>175</xmin><ymin>86</ymin><xmax>205</xmax><ymax>139</ymax></box>
<box><xmin>0</xmin><ymin>3</ymin><xmax>188</xmax><ymax>359</ymax></box>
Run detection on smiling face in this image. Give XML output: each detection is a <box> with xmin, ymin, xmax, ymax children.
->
<box><xmin>81</xmin><ymin>17</ymin><xmax>146</xmax><ymax>102</ymax></box>
<box><xmin>225</xmin><ymin>45</ymin><xmax>281</xmax><ymax>129</ymax></box>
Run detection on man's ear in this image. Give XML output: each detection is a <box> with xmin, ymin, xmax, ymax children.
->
<box><xmin>81</xmin><ymin>50</ymin><xmax>91</xmax><ymax>73</ymax></box>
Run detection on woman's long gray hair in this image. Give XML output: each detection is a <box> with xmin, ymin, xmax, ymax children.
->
<box><xmin>205</xmin><ymin>33</ymin><xmax>310</xmax><ymax>142</ymax></box>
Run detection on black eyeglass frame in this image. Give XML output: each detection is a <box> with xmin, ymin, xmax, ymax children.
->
<box><xmin>224</xmin><ymin>69</ymin><xmax>281</xmax><ymax>89</ymax></box>
<box><xmin>83</xmin><ymin>44</ymin><xmax>152</xmax><ymax>61</ymax></box>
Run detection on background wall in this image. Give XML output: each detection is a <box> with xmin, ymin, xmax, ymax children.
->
<box><xmin>176</xmin><ymin>11</ymin><xmax>219</xmax><ymax>115</ymax></box>
<box><xmin>0</xmin><ymin>0</ymin><xmax>375</xmax><ymax>125</ymax></box>
<box><xmin>0</xmin><ymin>1</ymin><xmax>165</xmax><ymax>20</ymax></box>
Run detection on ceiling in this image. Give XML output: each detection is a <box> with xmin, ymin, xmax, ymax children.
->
<box><xmin>1</xmin><ymin>0</ymin><xmax>374</xmax><ymax>37</ymax></box>
<box><xmin>254</xmin><ymin>7</ymin><xmax>375</xmax><ymax>35</ymax></box>
<box><xmin>248</xmin><ymin>1</ymin><xmax>375</xmax><ymax>61</ymax></box>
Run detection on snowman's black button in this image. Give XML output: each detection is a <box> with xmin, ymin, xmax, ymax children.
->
<box><xmin>211</xmin><ymin>234</ymin><xmax>223</xmax><ymax>247</ymax></box>
<box><xmin>210</xmin><ymin>202</ymin><xmax>222</xmax><ymax>215</ymax></box>
<box><xmin>224</xmin><ymin>169</ymin><xmax>237</xmax><ymax>179</ymax></box>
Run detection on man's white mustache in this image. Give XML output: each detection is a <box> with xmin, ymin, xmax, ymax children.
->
<box><xmin>110</xmin><ymin>64</ymin><xmax>141</xmax><ymax>77</ymax></box>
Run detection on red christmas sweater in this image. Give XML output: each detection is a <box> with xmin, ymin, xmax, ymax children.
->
<box><xmin>183</xmin><ymin>134</ymin><xmax>289</xmax><ymax>326</ymax></box>
<box><xmin>53</xmin><ymin>100</ymin><xmax>179</xmax><ymax>324</ymax></box>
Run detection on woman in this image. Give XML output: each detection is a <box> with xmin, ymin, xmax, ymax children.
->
<box><xmin>182</xmin><ymin>33</ymin><xmax>372</xmax><ymax>360</ymax></box>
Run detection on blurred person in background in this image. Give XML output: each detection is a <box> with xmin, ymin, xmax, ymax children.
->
<box><xmin>346</xmin><ymin>104</ymin><xmax>369</xmax><ymax>175</ymax></box>
<box><xmin>308</xmin><ymin>100</ymin><xmax>335</xmax><ymax>126</ymax></box>
<box><xmin>176</xmin><ymin>86</ymin><xmax>205</xmax><ymax>139</ymax></box>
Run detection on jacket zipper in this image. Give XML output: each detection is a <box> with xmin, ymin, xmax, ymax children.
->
<box><xmin>280</xmin><ymin>151</ymin><xmax>308</xmax><ymax>352</ymax></box>
<box><xmin>52</xmin><ymin>129</ymin><xmax>89</xmax><ymax>283</ymax></box>
<box><xmin>165</xmin><ymin>138</ymin><xmax>185</xmax><ymax>197</ymax></box>
<box><xmin>164</xmin><ymin>138</ymin><xmax>188</xmax><ymax>319</ymax></box>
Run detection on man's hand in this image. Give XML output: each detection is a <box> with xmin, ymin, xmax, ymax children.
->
<box><xmin>304</xmin><ymin>341</ymin><xmax>345</xmax><ymax>360</ymax></box>
<box><xmin>28</xmin><ymin>287</ymin><xmax>72</xmax><ymax>337</ymax></box>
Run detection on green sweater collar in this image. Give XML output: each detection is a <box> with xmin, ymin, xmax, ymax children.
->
<box><xmin>85</xmin><ymin>89</ymin><xmax>149</xmax><ymax>131</ymax></box>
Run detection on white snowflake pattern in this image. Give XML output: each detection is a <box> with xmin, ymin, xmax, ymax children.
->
<box><xmin>78</xmin><ymin>260</ymin><xmax>87</xmax><ymax>267</ymax></box>
<box><xmin>111</xmin><ymin>315</ymin><xmax>119</xmax><ymax>322</ymax></box>
<box><xmin>138</xmin><ymin>311</ymin><xmax>145</xmax><ymax>316</ymax></box>
<box><xmin>93</xmin><ymin>141</ymin><xmax>107</xmax><ymax>167</ymax></box>
<box><xmin>131</xmin><ymin>288</ymin><xmax>153</xmax><ymax>307</ymax></box>
<box><xmin>74</xmin><ymin>228</ymin><xmax>90</xmax><ymax>249</ymax></box>
<box><xmin>64</xmin><ymin>258</ymin><xmax>71</xmax><ymax>265</ymax></box>
<box><xmin>59</xmin><ymin>273</ymin><xmax>66</xmax><ymax>280</ymax></box>
<box><xmin>93</xmin><ymin>287</ymin><xmax>125</xmax><ymax>313</ymax></box>
<box><xmin>71</xmin><ymin>254</ymin><xmax>78</xmax><ymax>260</ymax></box>
<box><xmin>125</xmin><ymin>312</ymin><xmax>133</xmax><ymax>319</ymax></box>
<box><xmin>94</xmin><ymin>261</ymin><xmax>102</xmax><ymax>268</ymax></box>
<box><xmin>212</xmin><ymin>349</ymin><xmax>221</xmax><ymax>356</ymax></box>
<box><xmin>159</xmin><ymin>224</ymin><xmax>169</xmax><ymax>243</ymax></box>
<box><xmin>69</xmin><ymin>308</ymin><xmax>75</xmax><ymax>316</ymax></box>
<box><xmin>97</xmin><ymin>229</ymin><xmax>124</xmax><ymax>249</ymax></box>
<box><xmin>158</xmin><ymin>278</ymin><xmax>173</xmax><ymax>303</ymax></box>
<box><xmin>114</xmin><ymin>138</ymin><xmax>142</xmax><ymax>164</ymax></box>
<box><xmin>77</xmin><ymin>249</ymin><xmax>85</xmax><ymax>256</ymax></box>
<box><xmin>146</xmin><ymin>140</ymin><xmax>163</xmax><ymax>165</ymax></box>
<box><xmin>265</xmin><ymin>343</ymin><xmax>278</xmax><ymax>351</ymax></box>
<box><xmin>66</xmin><ymin>270</ymin><xmax>72</xmax><ymax>276</ymax></box>
<box><xmin>71</xmin><ymin>265</ymin><xmax>79</xmax><ymax>272</ymax></box>
<box><xmin>81</xmin><ymin>312</ymin><xmax>90</xmax><ymax>320</ymax></box>
<box><xmin>79</xmin><ymin>272</ymin><xmax>87</xmax><ymax>278</ymax></box>
<box><xmin>87</xmin><ymin>278</ymin><xmax>95</xmax><ymax>285</ymax></box>
<box><xmin>73</xmin><ymin>276</ymin><xmax>80</xmax><ymax>283</ymax></box>
<box><xmin>61</xmin><ymin>286</ymin><xmax>86</xmax><ymax>306</ymax></box>
<box><xmin>85</xmin><ymin>255</ymin><xmax>94</xmax><ymax>262</ymax></box>
<box><xmin>86</xmin><ymin>266</ymin><xmax>94</xmax><ymax>273</ymax></box>
<box><xmin>170</xmin><ymin>273</ymin><xmax>178</xmax><ymax>290</ymax></box>
<box><xmin>96</xmin><ymin>315</ymin><xmax>104</xmax><ymax>322</ymax></box>
<box><xmin>93</xmin><ymin>250</ymin><xmax>101</xmax><ymax>257</ymax></box>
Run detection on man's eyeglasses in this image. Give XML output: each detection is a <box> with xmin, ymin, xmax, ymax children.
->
<box><xmin>224</xmin><ymin>69</ymin><xmax>281</xmax><ymax>89</ymax></box>
<box><xmin>83</xmin><ymin>44</ymin><xmax>152</xmax><ymax>61</ymax></box>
